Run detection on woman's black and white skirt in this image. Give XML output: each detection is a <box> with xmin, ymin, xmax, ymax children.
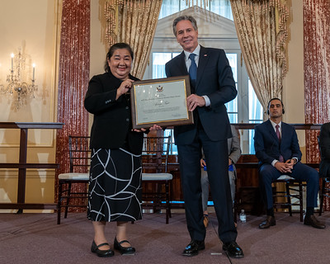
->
<box><xmin>87</xmin><ymin>147</ymin><xmax>142</xmax><ymax>222</ymax></box>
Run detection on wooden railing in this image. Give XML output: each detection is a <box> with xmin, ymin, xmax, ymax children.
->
<box><xmin>231</xmin><ymin>123</ymin><xmax>322</xmax><ymax>130</ymax></box>
<box><xmin>0</xmin><ymin>122</ymin><xmax>63</xmax><ymax>212</ymax></box>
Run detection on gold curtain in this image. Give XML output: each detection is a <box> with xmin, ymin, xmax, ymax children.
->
<box><xmin>104</xmin><ymin>0</ymin><xmax>162</xmax><ymax>79</ymax></box>
<box><xmin>230</xmin><ymin>0</ymin><xmax>289</xmax><ymax>117</ymax></box>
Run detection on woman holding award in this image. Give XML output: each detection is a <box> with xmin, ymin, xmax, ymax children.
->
<box><xmin>84</xmin><ymin>42</ymin><xmax>160</xmax><ymax>258</ymax></box>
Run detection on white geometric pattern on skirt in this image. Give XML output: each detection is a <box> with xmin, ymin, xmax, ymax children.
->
<box><xmin>87</xmin><ymin>147</ymin><xmax>143</xmax><ymax>222</ymax></box>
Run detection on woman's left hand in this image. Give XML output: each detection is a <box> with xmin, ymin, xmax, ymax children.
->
<box><xmin>149</xmin><ymin>124</ymin><xmax>162</xmax><ymax>131</ymax></box>
<box><xmin>132</xmin><ymin>124</ymin><xmax>162</xmax><ymax>133</ymax></box>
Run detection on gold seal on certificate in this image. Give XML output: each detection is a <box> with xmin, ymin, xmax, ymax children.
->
<box><xmin>130</xmin><ymin>76</ymin><xmax>194</xmax><ymax>129</ymax></box>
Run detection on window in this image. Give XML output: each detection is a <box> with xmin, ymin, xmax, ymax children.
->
<box><xmin>146</xmin><ymin>1</ymin><xmax>263</xmax><ymax>154</ymax></box>
<box><xmin>225</xmin><ymin>53</ymin><xmax>238</xmax><ymax>123</ymax></box>
<box><xmin>141</xmin><ymin>53</ymin><xmax>179</xmax><ymax>154</ymax></box>
<box><xmin>152</xmin><ymin>53</ymin><xmax>180</xmax><ymax>79</ymax></box>
<box><xmin>159</xmin><ymin>0</ymin><xmax>233</xmax><ymax>20</ymax></box>
<box><xmin>248</xmin><ymin>79</ymin><xmax>263</xmax><ymax>154</ymax></box>
<box><xmin>151</xmin><ymin>52</ymin><xmax>179</xmax><ymax>154</ymax></box>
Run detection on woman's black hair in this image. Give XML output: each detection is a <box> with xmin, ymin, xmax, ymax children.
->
<box><xmin>104</xmin><ymin>43</ymin><xmax>134</xmax><ymax>72</ymax></box>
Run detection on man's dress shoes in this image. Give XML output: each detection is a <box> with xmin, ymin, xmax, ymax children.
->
<box><xmin>182</xmin><ymin>240</ymin><xmax>205</xmax><ymax>257</ymax></box>
<box><xmin>223</xmin><ymin>241</ymin><xmax>244</xmax><ymax>258</ymax></box>
<box><xmin>259</xmin><ymin>215</ymin><xmax>276</xmax><ymax>229</ymax></box>
<box><xmin>304</xmin><ymin>215</ymin><xmax>326</xmax><ymax>229</ymax></box>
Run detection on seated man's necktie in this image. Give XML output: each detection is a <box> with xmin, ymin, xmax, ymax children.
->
<box><xmin>276</xmin><ymin>124</ymin><xmax>284</xmax><ymax>162</ymax></box>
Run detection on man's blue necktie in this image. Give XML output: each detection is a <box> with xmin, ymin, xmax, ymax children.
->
<box><xmin>189</xmin><ymin>53</ymin><xmax>197</xmax><ymax>88</ymax></box>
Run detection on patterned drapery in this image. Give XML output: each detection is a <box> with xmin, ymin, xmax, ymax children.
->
<box><xmin>230</xmin><ymin>0</ymin><xmax>289</xmax><ymax>117</ymax></box>
<box><xmin>104</xmin><ymin>0</ymin><xmax>162</xmax><ymax>79</ymax></box>
<box><xmin>55</xmin><ymin>0</ymin><xmax>90</xmax><ymax>209</ymax></box>
<box><xmin>304</xmin><ymin>0</ymin><xmax>330</xmax><ymax>210</ymax></box>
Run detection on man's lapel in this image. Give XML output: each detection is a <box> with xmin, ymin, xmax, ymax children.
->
<box><xmin>196</xmin><ymin>46</ymin><xmax>209</xmax><ymax>89</ymax></box>
<box><xmin>266</xmin><ymin>120</ymin><xmax>279</xmax><ymax>143</ymax></box>
<box><xmin>281</xmin><ymin>122</ymin><xmax>289</xmax><ymax>146</ymax></box>
<box><xmin>177</xmin><ymin>51</ymin><xmax>188</xmax><ymax>76</ymax></box>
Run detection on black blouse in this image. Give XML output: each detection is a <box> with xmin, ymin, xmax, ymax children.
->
<box><xmin>84</xmin><ymin>71</ymin><xmax>143</xmax><ymax>154</ymax></box>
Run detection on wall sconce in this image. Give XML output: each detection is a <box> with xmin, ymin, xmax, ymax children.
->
<box><xmin>0</xmin><ymin>48</ymin><xmax>38</xmax><ymax>109</ymax></box>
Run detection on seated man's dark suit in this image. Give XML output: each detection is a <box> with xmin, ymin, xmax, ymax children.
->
<box><xmin>254</xmin><ymin>120</ymin><xmax>319</xmax><ymax>210</ymax></box>
<box><xmin>319</xmin><ymin>122</ymin><xmax>330</xmax><ymax>178</ymax></box>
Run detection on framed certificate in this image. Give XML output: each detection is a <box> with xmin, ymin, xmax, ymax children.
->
<box><xmin>130</xmin><ymin>76</ymin><xmax>194</xmax><ymax>129</ymax></box>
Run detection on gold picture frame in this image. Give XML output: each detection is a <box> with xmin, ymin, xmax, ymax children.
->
<box><xmin>130</xmin><ymin>76</ymin><xmax>194</xmax><ymax>129</ymax></box>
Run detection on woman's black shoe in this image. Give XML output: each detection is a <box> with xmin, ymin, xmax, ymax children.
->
<box><xmin>91</xmin><ymin>240</ymin><xmax>114</xmax><ymax>257</ymax></box>
<box><xmin>114</xmin><ymin>237</ymin><xmax>136</xmax><ymax>255</ymax></box>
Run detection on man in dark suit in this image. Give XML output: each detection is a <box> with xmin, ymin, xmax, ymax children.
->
<box><xmin>319</xmin><ymin>122</ymin><xmax>330</xmax><ymax>178</ymax></box>
<box><xmin>254</xmin><ymin>98</ymin><xmax>325</xmax><ymax>229</ymax></box>
<box><xmin>165</xmin><ymin>15</ymin><xmax>243</xmax><ymax>258</ymax></box>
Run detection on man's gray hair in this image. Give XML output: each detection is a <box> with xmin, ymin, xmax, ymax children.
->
<box><xmin>172</xmin><ymin>15</ymin><xmax>198</xmax><ymax>36</ymax></box>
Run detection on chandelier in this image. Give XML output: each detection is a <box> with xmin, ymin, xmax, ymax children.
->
<box><xmin>0</xmin><ymin>48</ymin><xmax>38</xmax><ymax>109</ymax></box>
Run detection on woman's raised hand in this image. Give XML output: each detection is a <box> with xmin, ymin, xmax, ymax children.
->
<box><xmin>116</xmin><ymin>79</ymin><xmax>134</xmax><ymax>100</ymax></box>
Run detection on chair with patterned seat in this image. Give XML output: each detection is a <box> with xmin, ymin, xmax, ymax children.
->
<box><xmin>141</xmin><ymin>135</ymin><xmax>173</xmax><ymax>224</ymax></box>
<box><xmin>57</xmin><ymin>135</ymin><xmax>90</xmax><ymax>224</ymax></box>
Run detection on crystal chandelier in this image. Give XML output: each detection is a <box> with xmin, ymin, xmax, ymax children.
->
<box><xmin>0</xmin><ymin>48</ymin><xmax>38</xmax><ymax>109</ymax></box>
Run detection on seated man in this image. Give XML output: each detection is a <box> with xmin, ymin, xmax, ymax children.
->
<box><xmin>201</xmin><ymin>125</ymin><xmax>241</xmax><ymax>227</ymax></box>
<box><xmin>319</xmin><ymin>122</ymin><xmax>330</xmax><ymax>178</ymax></box>
<box><xmin>254</xmin><ymin>98</ymin><xmax>325</xmax><ymax>229</ymax></box>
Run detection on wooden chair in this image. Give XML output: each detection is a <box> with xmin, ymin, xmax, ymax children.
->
<box><xmin>141</xmin><ymin>136</ymin><xmax>173</xmax><ymax>224</ymax></box>
<box><xmin>272</xmin><ymin>175</ymin><xmax>304</xmax><ymax>222</ymax></box>
<box><xmin>57</xmin><ymin>136</ymin><xmax>90</xmax><ymax>224</ymax></box>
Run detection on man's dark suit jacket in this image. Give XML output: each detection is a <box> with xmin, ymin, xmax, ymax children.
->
<box><xmin>84</xmin><ymin>71</ymin><xmax>143</xmax><ymax>154</ymax></box>
<box><xmin>254</xmin><ymin>120</ymin><xmax>302</xmax><ymax>164</ymax></box>
<box><xmin>319</xmin><ymin>122</ymin><xmax>330</xmax><ymax>178</ymax></box>
<box><xmin>165</xmin><ymin>46</ymin><xmax>237</xmax><ymax>144</ymax></box>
